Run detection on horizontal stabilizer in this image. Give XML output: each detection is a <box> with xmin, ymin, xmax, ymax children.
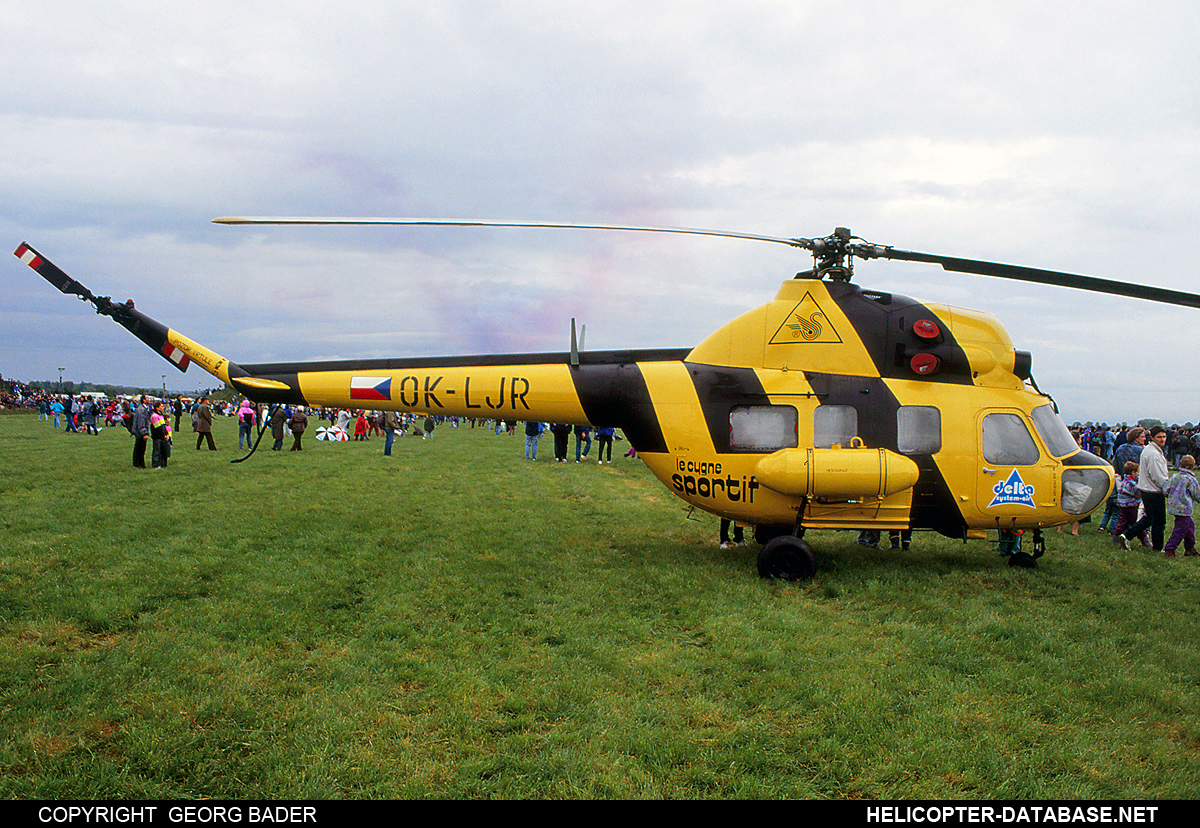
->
<box><xmin>232</xmin><ymin>377</ymin><xmax>293</xmax><ymax>391</ymax></box>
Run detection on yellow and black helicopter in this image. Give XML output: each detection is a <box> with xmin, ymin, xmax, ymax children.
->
<box><xmin>16</xmin><ymin>220</ymin><xmax>1200</xmax><ymax>579</ymax></box>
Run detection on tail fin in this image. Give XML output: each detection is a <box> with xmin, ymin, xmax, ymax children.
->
<box><xmin>15</xmin><ymin>242</ymin><xmax>244</xmax><ymax>386</ymax></box>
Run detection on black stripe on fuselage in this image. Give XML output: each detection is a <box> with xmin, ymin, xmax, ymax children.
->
<box><xmin>824</xmin><ymin>281</ymin><xmax>974</xmax><ymax>385</ymax></box>
<box><xmin>569</xmin><ymin>359</ymin><xmax>684</xmax><ymax>454</ymax></box>
<box><xmin>804</xmin><ymin>371</ymin><xmax>966</xmax><ymax>535</ymax></box>
<box><xmin>685</xmin><ymin>362</ymin><xmax>771</xmax><ymax>453</ymax></box>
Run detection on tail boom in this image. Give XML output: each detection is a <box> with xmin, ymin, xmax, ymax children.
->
<box><xmin>15</xmin><ymin>242</ymin><xmax>244</xmax><ymax>387</ymax></box>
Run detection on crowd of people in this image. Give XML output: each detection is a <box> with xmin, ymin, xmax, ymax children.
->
<box><xmin>1070</xmin><ymin>422</ymin><xmax>1200</xmax><ymax>467</ymax></box>
<box><xmin>6</xmin><ymin>386</ymin><xmax>301</xmax><ymax>467</ymax></box>
<box><xmin>5</xmin><ymin>382</ymin><xmax>642</xmax><ymax>473</ymax></box>
<box><xmin>1089</xmin><ymin>425</ymin><xmax>1200</xmax><ymax>558</ymax></box>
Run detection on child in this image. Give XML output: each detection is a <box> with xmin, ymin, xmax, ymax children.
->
<box><xmin>1110</xmin><ymin>461</ymin><xmax>1148</xmax><ymax>547</ymax></box>
<box><xmin>1163</xmin><ymin>455</ymin><xmax>1200</xmax><ymax>558</ymax></box>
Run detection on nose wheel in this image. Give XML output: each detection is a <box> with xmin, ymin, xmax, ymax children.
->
<box><xmin>999</xmin><ymin>528</ymin><xmax>1045</xmax><ymax>568</ymax></box>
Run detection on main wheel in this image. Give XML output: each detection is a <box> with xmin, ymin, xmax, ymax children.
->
<box><xmin>757</xmin><ymin>535</ymin><xmax>816</xmax><ymax>581</ymax></box>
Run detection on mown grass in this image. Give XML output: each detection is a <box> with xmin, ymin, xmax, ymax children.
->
<box><xmin>1</xmin><ymin>412</ymin><xmax>1198</xmax><ymax>799</ymax></box>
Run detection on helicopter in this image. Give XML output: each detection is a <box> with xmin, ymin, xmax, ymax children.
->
<box><xmin>16</xmin><ymin>220</ymin><xmax>1200</xmax><ymax>579</ymax></box>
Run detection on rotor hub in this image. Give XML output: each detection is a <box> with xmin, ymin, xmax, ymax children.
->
<box><xmin>806</xmin><ymin>227</ymin><xmax>856</xmax><ymax>281</ymax></box>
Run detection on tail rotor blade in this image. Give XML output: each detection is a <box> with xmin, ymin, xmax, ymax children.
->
<box><xmin>15</xmin><ymin>242</ymin><xmax>95</xmax><ymax>300</ymax></box>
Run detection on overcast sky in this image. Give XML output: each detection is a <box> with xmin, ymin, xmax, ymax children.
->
<box><xmin>3</xmin><ymin>1</ymin><xmax>1198</xmax><ymax>424</ymax></box>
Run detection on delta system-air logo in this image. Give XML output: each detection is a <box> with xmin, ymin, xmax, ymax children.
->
<box><xmin>989</xmin><ymin>469</ymin><xmax>1036</xmax><ymax>508</ymax></box>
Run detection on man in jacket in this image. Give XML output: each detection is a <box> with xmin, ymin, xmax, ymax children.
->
<box><xmin>131</xmin><ymin>395</ymin><xmax>151</xmax><ymax>468</ymax></box>
<box><xmin>195</xmin><ymin>397</ymin><xmax>217</xmax><ymax>451</ymax></box>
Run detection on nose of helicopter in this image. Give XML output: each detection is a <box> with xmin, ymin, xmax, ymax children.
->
<box><xmin>1060</xmin><ymin>450</ymin><xmax>1113</xmax><ymax>517</ymax></box>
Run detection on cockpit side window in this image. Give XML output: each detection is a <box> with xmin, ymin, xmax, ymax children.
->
<box><xmin>1030</xmin><ymin>405</ymin><xmax>1079</xmax><ymax>458</ymax></box>
<box><xmin>815</xmin><ymin>405</ymin><xmax>857</xmax><ymax>449</ymax></box>
<box><xmin>982</xmin><ymin>413</ymin><xmax>1041</xmax><ymax>465</ymax></box>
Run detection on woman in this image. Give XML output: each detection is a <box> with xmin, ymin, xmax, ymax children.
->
<box><xmin>237</xmin><ymin>399</ymin><xmax>257</xmax><ymax>450</ymax></box>
<box><xmin>270</xmin><ymin>405</ymin><xmax>287</xmax><ymax>451</ymax></box>
<box><xmin>82</xmin><ymin>398</ymin><xmax>99</xmax><ymax>435</ymax></box>
<box><xmin>289</xmin><ymin>407</ymin><xmax>308</xmax><ymax>451</ymax></box>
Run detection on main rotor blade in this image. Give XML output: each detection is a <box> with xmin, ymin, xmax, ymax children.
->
<box><xmin>213</xmin><ymin>217</ymin><xmax>1200</xmax><ymax>309</ymax></box>
<box><xmin>864</xmin><ymin>246</ymin><xmax>1200</xmax><ymax>310</ymax></box>
<box><xmin>212</xmin><ymin>216</ymin><xmax>809</xmax><ymax>248</ymax></box>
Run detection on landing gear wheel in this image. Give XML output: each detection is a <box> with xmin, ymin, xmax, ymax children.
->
<box><xmin>757</xmin><ymin>535</ymin><xmax>816</xmax><ymax>581</ymax></box>
<box><xmin>1008</xmin><ymin>552</ymin><xmax>1038</xmax><ymax>568</ymax></box>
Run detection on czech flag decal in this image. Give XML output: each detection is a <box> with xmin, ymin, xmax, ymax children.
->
<box><xmin>350</xmin><ymin>376</ymin><xmax>392</xmax><ymax>401</ymax></box>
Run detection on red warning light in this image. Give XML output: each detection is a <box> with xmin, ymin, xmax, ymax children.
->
<box><xmin>910</xmin><ymin>353</ymin><xmax>941</xmax><ymax>375</ymax></box>
<box><xmin>913</xmin><ymin>319</ymin><xmax>941</xmax><ymax>340</ymax></box>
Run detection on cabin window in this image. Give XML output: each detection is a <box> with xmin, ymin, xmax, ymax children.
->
<box><xmin>729</xmin><ymin>405</ymin><xmax>798</xmax><ymax>451</ymax></box>
<box><xmin>897</xmin><ymin>406</ymin><xmax>942</xmax><ymax>454</ymax></box>
<box><xmin>814</xmin><ymin>405</ymin><xmax>857</xmax><ymax>449</ymax></box>
<box><xmin>982</xmin><ymin>413</ymin><xmax>1041</xmax><ymax>465</ymax></box>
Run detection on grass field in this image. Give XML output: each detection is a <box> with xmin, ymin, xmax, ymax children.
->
<box><xmin>1</xmin><ymin>411</ymin><xmax>1198</xmax><ymax>799</ymax></box>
